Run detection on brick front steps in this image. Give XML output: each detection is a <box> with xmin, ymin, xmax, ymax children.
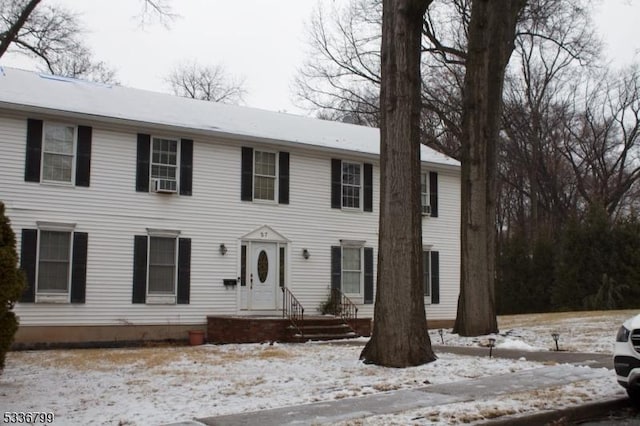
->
<box><xmin>207</xmin><ymin>315</ymin><xmax>372</xmax><ymax>344</ymax></box>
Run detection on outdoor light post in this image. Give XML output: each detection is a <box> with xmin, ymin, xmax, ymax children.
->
<box><xmin>552</xmin><ymin>333</ymin><xmax>560</xmax><ymax>351</ymax></box>
<box><xmin>438</xmin><ymin>329</ymin><xmax>444</xmax><ymax>344</ymax></box>
<box><xmin>488</xmin><ymin>337</ymin><xmax>496</xmax><ymax>358</ymax></box>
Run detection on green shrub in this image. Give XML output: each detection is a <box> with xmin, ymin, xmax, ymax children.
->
<box><xmin>319</xmin><ymin>292</ymin><xmax>341</xmax><ymax>315</ymax></box>
<box><xmin>0</xmin><ymin>201</ymin><xmax>25</xmax><ymax>372</ymax></box>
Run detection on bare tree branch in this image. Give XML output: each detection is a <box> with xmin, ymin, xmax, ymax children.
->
<box><xmin>0</xmin><ymin>0</ymin><xmax>40</xmax><ymax>58</ymax></box>
<box><xmin>166</xmin><ymin>61</ymin><xmax>246</xmax><ymax>104</ymax></box>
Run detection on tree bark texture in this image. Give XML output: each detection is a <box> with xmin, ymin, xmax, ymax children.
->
<box><xmin>360</xmin><ymin>0</ymin><xmax>436</xmax><ymax>367</ymax></box>
<box><xmin>454</xmin><ymin>0</ymin><xmax>526</xmax><ymax>336</ymax></box>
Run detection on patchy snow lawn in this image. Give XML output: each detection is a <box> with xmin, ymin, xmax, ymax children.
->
<box><xmin>429</xmin><ymin>309</ymin><xmax>639</xmax><ymax>353</ymax></box>
<box><xmin>0</xmin><ymin>310</ymin><xmax>634</xmax><ymax>425</ymax></box>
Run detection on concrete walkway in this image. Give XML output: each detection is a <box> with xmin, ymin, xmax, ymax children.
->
<box><xmin>432</xmin><ymin>344</ymin><xmax>612</xmax><ymax>369</ymax></box>
<box><xmin>163</xmin><ymin>345</ymin><xmax>618</xmax><ymax>426</ymax></box>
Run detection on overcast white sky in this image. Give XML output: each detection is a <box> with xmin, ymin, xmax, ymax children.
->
<box><xmin>1</xmin><ymin>0</ymin><xmax>639</xmax><ymax>114</ymax></box>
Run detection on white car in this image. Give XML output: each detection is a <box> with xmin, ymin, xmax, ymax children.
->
<box><xmin>614</xmin><ymin>313</ymin><xmax>640</xmax><ymax>402</ymax></box>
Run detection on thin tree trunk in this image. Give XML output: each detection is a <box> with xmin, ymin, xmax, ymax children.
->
<box><xmin>454</xmin><ymin>0</ymin><xmax>526</xmax><ymax>337</ymax></box>
<box><xmin>360</xmin><ymin>0</ymin><xmax>436</xmax><ymax>367</ymax></box>
<box><xmin>0</xmin><ymin>0</ymin><xmax>41</xmax><ymax>59</ymax></box>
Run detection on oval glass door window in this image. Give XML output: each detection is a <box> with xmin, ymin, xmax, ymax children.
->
<box><xmin>257</xmin><ymin>250</ymin><xmax>269</xmax><ymax>283</ymax></box>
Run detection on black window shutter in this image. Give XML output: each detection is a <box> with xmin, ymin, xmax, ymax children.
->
<box><xmin>429</xmin><ymin>171</ymin><xmax>438</xmax><ymax>217</ymax></box>
<box><xmin>431</xmin><ymin>251</ymin><xmax>440</xmax><ymax>304</ymax></box>
<box><xmin>177</xmin><ymin>238</ymin><xmax>191</xmax><ymax>304</ymax></box>
<box><xmin>241</xmin><ymin>147</ymin><xmax>253</xmax><ymax>201</ymax></box>
<box><xmin>278</xmin><ymin>151</ymin><xmax>290</xmax><ymax>204</ymax></box>
<box><xmin>132</xmin><ymin>235</ymin><xmax>148</xmax><ymax>303</ymax></box>
<box><xmin>70</xmin><ymin>232</ymin><xmax>88</xmax><ymax>303</ymax></box>
<box><xmin>25</xmin><ymin>119</ymin><xmax>43</xmax><ymax>182</ymax></box>
<box><xmin>363</xmin><ymin>163</ymin><xmax>373</xmax><ymax>212</ymax></box>
<box><xmin>331</xmin><ymin>159</ymin><xmax>342</xmax><ymax>209</ymax></box>
<box><xmin>180</xmin><ymin>138</ymin><xmax>193</xmax><ymax>196</ymax></box>
<box><xmin>19</xmin><ymin>229</ymin><xmax>38</xmax><ymax>303</ymax></box>
<box><xmin>364</xmin><ymin>247</ymin><xmax>374</xmax><ymax>304</ymax></box>
<box><xmin>136</xmin><ymin>134</ymin><xmax>151</xmax><ymax>192</ymax></box>
<box><xmin>331</xmin><ymin>246</ymin><xmax>341</xmax><ymax>291</ymax></box>
<box><xmin>75</xmin><ymin>126</ymin><xmax>92</xmax><ymax>187</ymax></box>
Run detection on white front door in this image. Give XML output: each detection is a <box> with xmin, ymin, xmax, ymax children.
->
<box><xmin>251</xmin><ymin>242</ymin><xmax>277</xmax><ymax>309</ymax></box>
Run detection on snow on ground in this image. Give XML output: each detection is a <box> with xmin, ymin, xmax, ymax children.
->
<box><xmin>0</xmin><ymin>310</ymin><xmax>635</xmax><ymax>425</ymax></box>
<box><xmin>429</xmin><ymin>309</ymin><xmax>639</xmax><ymax>353</ymax></box>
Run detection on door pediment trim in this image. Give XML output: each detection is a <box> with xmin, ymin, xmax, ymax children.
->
<box><xmin>240</xmin><ymin>225</ymin><xmax>289</xmax><ymax>243</ymax></box>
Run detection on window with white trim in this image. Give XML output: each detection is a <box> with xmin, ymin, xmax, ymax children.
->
<box><xmin>342</xmin><ymin>246</ymin><xmax>362</xmax><ymax>295</ymax></box>
<box><xmin>151</xmin><ymin>137</ymin><xmax>178</xmax><ymax>192</ymax></box>
<box><xmin>423</xmin><ymin>250</ymin><xmax>431</xmax><ymax>297</ymax></box>
<box><xmin>254</xmin><ymin>150</ymin><xmax>277</xmax><ymax>201</ymax></box>
<box><xmin>148</xmin><ymin>236</ymin><xmax>177</xmax><ymax>296</ymax></box>
<box><xmin>421</xmin><ymin>172</ymin><xmax>430</xmax><ymax>215</ymax></box>
<box><xmin>42</xmin><ymin>123</ymin><xmax>76</xmax><ymax>183</ymax></box>
<box><xmin>38</xmin><ymin>230</ymin><xmax>72</xmax><ymax>294</ymax></box>
<box><xmin>342</xmin><ymin>161</ymin><xmax>361</xmax><ymax>209</ymax></box>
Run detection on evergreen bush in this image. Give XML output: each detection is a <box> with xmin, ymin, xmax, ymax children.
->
<box><xmin>0</xmin><ymin>201</ymin><xmax>25</xmax><ymax>372</ymax></box>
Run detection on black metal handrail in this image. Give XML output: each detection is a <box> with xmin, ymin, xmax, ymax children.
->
<box><xmin>282</xmin><ymin>287</ymin><xmax>304</xmax><ymax>338</ymax></box>
<box><xmin>330</xmin><ymin>287</ymin><xmax>358</xmax><ymax>326</ymax></box>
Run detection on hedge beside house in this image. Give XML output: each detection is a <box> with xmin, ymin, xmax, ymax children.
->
<box><xmin>0</xmin><ymin>201</ymin><xmax>24</xmax><ymax>372</ymax></box>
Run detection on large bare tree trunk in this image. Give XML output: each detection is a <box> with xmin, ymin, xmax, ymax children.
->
<box><xmin>454</xmin><ymin>0</ymin><xmax>526</xmax><ymax>337</ymax></box>
<box><xmin>360</xmin><ymin>0</ymin><xmax>435</xmax><ymax>367</ymax></box>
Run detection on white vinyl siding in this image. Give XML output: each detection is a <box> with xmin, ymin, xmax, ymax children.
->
<box><xmin>1</xmin><ymin>112</ymin><xmax>459</xmax><ymax>326</ymax></box>
<box><xmin>42</xmin><ymin>123</ymin><xmax>75</xmax><ymax>183</ymax></box>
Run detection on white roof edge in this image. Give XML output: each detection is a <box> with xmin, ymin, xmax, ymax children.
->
<box><xmin>0</xmin><ymin>66</ymin><xmax>460</xmax><ymax>169</ymax></box>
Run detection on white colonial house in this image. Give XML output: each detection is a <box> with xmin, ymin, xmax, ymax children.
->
<box><xmin>0</xmin><ymin>67</ymin><xmax>460</xmax><ymax>347</ymax></box>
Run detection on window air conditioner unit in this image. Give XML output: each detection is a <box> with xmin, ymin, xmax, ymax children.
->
<box><xmin>152</xmin><ymin>178</ymin><xmax>177</xmax><ymax>193</ymax></box>
<box><xmin>422</xmin><ymin>205</ymin><xmax>431</xmax><ymax>215</ymax></box>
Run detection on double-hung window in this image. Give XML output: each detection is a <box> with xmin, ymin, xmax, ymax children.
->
<box><xmin>423</xmin><ymin>250</ymin><xmax>431</xmax><ymax>298</ymax></box>
<box><xmin>331</xmin><ymin>244</ymin><xmax>374</xmax><ymax>304</ymax></box>
<box><xmin>136</xmin><ymin>133</ymin><xmax>192</xmax><ymax>195</ymax></box>
<box><xmin>331</xmin><ymin>159</ymin><xmax>372</xmax><ymax>211</ymax></box>
<box><xmin>148</xmin><ymin>236</ymin><xmax>177</xmax><ymax>296</ymax></box>
<box><xmin>421</xmin><ymin>171</ymin><xmax>438</xmax><ymax>218</ymax></box>
<box><xmin>342</xmin><ymin>246</ymin><xmax>362</xmax><ymax>295</ymax></box>
<box><xmin>42</xmin><ymin>123</ymin><xmax>76</xmax><ymax>183</ymax></box>
<box><xmin>25</xmin><ymin>119</ymin><xmax>92</xmax><ymax>187</ymax></box>
<box><xmin>254</xmin><ymin>150</ymin><xmax>277</xmax><ymax>201</ymax></box>
<box><xmin>19</xmin><ymin>224</ymin><xmax>88</xmax><ymax>304</ymax></box>
<box><xmin>38</xmin><ymin>230</ymin><xmax>72</xmax><ymax>296</ymax></box>
<box><xmin>151</xmin><ymin>137</ymin><xmax>178</xmax><ymax>192</ymax></box>
<box><xmin>132</xmin><ymin>231</ymin><xmax>191</xmax><ymax>305</ymax></box>
<box><xmin>421</xmin><ymin>172</ymin><xmax>430</xmax><ymax>215</ymax></box>
<box><xmin>241</xmin><ymin>147</ymin><xmax>289</xmax><ymax>204</ymax></box>
<box><xmin>342</xmin><ymin>162</ymin><xmax>361</xmax><ymax>209</ymax></box>
<box><xmin>422</xmin><ymin>249</ymin><xmax>440</xmax><ymax>304</ymax></box>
